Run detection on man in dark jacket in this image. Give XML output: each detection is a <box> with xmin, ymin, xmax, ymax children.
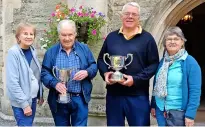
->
<box><xmin>97</xmin><ymin>2</ymin><xmax>159</xmax><ymax>126</ymax></box>
<box><xmin>41</xmin><ymin>19</ymin><xmax>97</xmax><ymax>126</ymax></box>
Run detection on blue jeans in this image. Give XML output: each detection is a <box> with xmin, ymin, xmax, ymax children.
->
<box><xmin>155</xmin><ymin>106</ymin><xmax>166</xmax><ymax>126</ymax></box>
<box><xmin>12</xmin><ymin>98</ymin><xmax>37</xmax><ymax>126</ymax></box>
<box><xmin>106</xmin><ymin>95</ymin><xmax>150</xmax><ymax>126</ymax></box>
<box><xmin>155</xmin><ymin>106</ymin><xmax>185</xmax><ymax>126</ymax></box>
<box><xmin>51</xmin><ymin>95</ymin><xmax>88</xmax><ymax>126</ymax></box>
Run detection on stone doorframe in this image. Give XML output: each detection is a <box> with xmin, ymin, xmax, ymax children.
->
<box><xmin>144</xmin><ymin>0</ymin><xmax>205</xmax><ymax>56</ymax></box>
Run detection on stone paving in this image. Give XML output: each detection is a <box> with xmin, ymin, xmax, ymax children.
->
<box><xmin>0</xmin><ymin>117</ymin><xmax>54</xmax><ymax>126</ymax></box>
<box><xmin>0</xmin><ymin>116</ymin><xmax>204</xmax><ymax>126</ymax></box>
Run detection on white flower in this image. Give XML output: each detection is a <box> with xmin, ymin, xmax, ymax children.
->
<box><xmin>41</xmin><ymin>43</ymin><xmax>48</xmax><ymax>49</ymax></box>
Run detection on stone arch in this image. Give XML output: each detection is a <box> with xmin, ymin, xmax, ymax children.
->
<box><xmin>144</xmin><ymin>0</ymin><xmax>205</xmax><ymax>55</ymax></box>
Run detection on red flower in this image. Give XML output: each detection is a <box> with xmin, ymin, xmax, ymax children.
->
<box><xmin>70</xmin><ymin>8</ymin><xmax>75</xmax><ymax>13</ymax></box>
<box><xmin>55</xmin><ymin>4</ymin><xmax>61</xmax><ymax>10</ymax></box>
<box><xmin>84</xmin><ymin>13</ymin><xmax>89</xmax><ymax>16</ymax></box>
<box><xmin>90</xmin><ymin>13</ymin><xmax>95</xmax><ymax>18</ymax></box>
<box><xmin>77</xmin><ymin>12</ymin><xmax>83</xmax><ymax>17</ymax></box>
<box><xmin>61</xmin><ymin>13</ymin><xmax>65</xmax><ymax>18</ymax></box>
<box><xmin>92</xmin><ymin>29</ymin><xmax>97</xmax><ymax>35</ymax></box>
<box><xmin>51</xmin><ymin>12</ymin><xmax>55</xmax><ymax>17</ymax></box>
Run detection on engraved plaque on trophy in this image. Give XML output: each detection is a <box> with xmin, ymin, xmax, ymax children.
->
<box><xmin>103</xmin><ymin>53</ymin><xmax>133</xmax><ymax>82</ymax></box>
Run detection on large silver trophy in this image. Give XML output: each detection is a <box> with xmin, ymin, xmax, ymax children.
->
<box><xmin>52</xmin><ymin>66</ymin><xmax>72</xmax><ymax>103</ymax></box>
<box><xmin>103</xmin><ymin>53</ymin><xmax>133</xmax><ymax>82</ymax></box>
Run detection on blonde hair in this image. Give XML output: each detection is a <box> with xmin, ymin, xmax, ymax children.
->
<box><xmin>15</xmin><ymin>22</ymin><xmax>36</xmax><ymax>43</ymax></box>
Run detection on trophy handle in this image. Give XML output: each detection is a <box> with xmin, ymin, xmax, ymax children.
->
<box><xmin>52</xmin><ymin>66</ymin><xmax>60</xmax><ymax>81</ymax></box>
<box><xmin>103</xmin><ymin>53</ymin><xmax>111</xmax><ymax>69</ymax></box>
<box><xmin>124</xmin><ymin>54</ymin><xmax>133</xmax><ymax>69</ymax></box>
<box><xmin>69</xmin><ymin>68</ymin><xmax>78</xmax><ymax>81</ymax></box>
<box><xmin>67</xmin><ymin>69</ymin><xmax>72</xmax><ymax>82</ymax></box>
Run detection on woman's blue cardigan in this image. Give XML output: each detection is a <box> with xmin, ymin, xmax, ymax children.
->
<box><xmin>151</xmin><ymin>55</ymin><xmax>201</xmax><ymax>120</ymax></box>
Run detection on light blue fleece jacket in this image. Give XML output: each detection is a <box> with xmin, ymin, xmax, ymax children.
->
<box><xmin>6</xmin><ymin>44</ymin><xmax>43</xmax><ymax>109</ymax></box>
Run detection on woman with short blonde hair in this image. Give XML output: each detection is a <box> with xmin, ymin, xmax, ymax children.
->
<box><xmin>6</xmin><ymin>22</ymin><xmax>43</xmax><ymax>126</ymax></box>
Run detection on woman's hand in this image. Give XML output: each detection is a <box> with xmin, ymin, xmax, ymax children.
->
<box><xmin>23</xmin><ymin>106</ymin><xmax>32</xmax><ymax>116</ymax></box>
<box><xmin>38</xmin><ymin>97</ymin><xmax>44</xmax><ymax>106</ymax></box>
<box><xmin>151</xmin><ymin>108</ymin><xmax>156</xmax><ymax>118</ymax></box>
<box><xmin>185</xmin><ymin>117</ymin><xmax>194</xmax><ymax>126</ymax></box>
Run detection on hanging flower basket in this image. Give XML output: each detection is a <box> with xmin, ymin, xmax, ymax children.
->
<box><xmin>40</xmin><ymin>2</ymin><xmax>106</xmax><ymax>50</ymax></box>
<box><xmin>76</xmin><ymin>22</ymin><xmax>89</xmax><ymax>43</ymax></box>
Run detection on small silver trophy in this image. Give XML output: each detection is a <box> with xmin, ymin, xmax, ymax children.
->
<box><xmin>52</xmin><ymin>66</ymin><xmax>72</xmax><ymax>103</ymax></box>
<box><xmin>103</xmin><ymin>53</ymin><xmax>133</xmax><ymax>82</ymax></box>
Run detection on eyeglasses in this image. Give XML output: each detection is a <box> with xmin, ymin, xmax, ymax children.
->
<box><xmin>166</xmin><ymin>37</ymin><xmax>181</xmax><ymax>42</ymax></box>
<box><xmin>123</xmin><ymin>12</ymin><xmax>139</xmax><ymax>18</ymax></box>
<box><xmin>60</xmin><ymin>33</ymin><xmax>75</xmax><ymax>37</ymax></box>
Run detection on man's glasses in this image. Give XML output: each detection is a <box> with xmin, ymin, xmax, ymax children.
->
<box><xmin>123</xmin><ymin>12</ymin><xmax>139</xmax><ymax>18</ymax></box>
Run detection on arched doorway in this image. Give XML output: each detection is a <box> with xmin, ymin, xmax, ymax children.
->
<box><xmin>145</xmin><ymin>0</ymin><xmax>205</xmax><ymax>124</ymax></box>
<box><xmin>145</xmin><ymin>0</ymin><xmax>205</xmax><ymax>55</ymax></box>
<box><xmin>177</xmin><ymin>2</ymin><xmax>205</xmax><ymax>123</ymax></box>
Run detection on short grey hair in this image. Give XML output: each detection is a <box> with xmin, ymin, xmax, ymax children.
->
<box><xmin>57</xmin><ymin>19</ymin><xmax>77</xmax><ymax>34</ymax></box>
<box><xmin>122</xmin><ymin>2</ymin><xmax>141</xmax><ymax>14</ymax></box>
<box><xmin>163</xmin><ymin>26</ymin><xmax>187</xmax><ymax>46</ymax></box>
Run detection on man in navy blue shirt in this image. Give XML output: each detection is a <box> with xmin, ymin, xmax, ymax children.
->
<box><xmin>41</xmin><ymin>20</ymin><xmax>97</xmax><ymax>126</ymax></box>
<box><xmin>97</xmin><ymin>2</ymin><xmax>159</xmax><ymax>126</ymax></box>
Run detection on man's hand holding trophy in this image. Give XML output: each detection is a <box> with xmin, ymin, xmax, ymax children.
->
<box><xmin>52</xmin><ymin>66</ymin><xmax>72</xmax><ymax>103</ymax></box>
<box><xmin>103</xmin><ymin>53</ymin><xmax>133</xmax><ymax>86</ymax></box>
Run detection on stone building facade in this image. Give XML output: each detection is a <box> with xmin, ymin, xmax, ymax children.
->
<box><xmin>0</xmin><ymin>0</ymin><xmax>204</xmax><ymax>125</ymax></box>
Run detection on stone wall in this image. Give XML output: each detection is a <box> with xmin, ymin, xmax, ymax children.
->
<box><xmin>0</xmin><ymin>0</ymin><xmax>3</xmax><ymax>106</ymax></box>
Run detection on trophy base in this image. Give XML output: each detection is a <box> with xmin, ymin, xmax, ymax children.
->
<box><xmin>111</xmin><ymin>71</ymin><xmax>124</xmax><ymax>82</ymax></box>
<box><xmin>57</xmin><ymin>93</ymin><xmax>71</xmax><ymax>104</ymax></box>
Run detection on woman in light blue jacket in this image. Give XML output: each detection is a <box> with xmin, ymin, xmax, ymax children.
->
<box><xmin>151</xmin><ymin>27</ymin><xmax>201</xmax><ymax>126</ymax></box>
<box><xmin>6</xmin><ymin>22</ymin><xmax>43</xmax><ymax>126</ymax></box>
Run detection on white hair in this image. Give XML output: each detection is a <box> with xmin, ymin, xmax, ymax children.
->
<box><xmin>57</xmin><ymin>19</ymin><xmax>77</xmax><ymax>34</ymax></box>
<box><xmin>122</xmin><ymin>2</ymin><xmax>141</xmax><ymax>14</ymax></box>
